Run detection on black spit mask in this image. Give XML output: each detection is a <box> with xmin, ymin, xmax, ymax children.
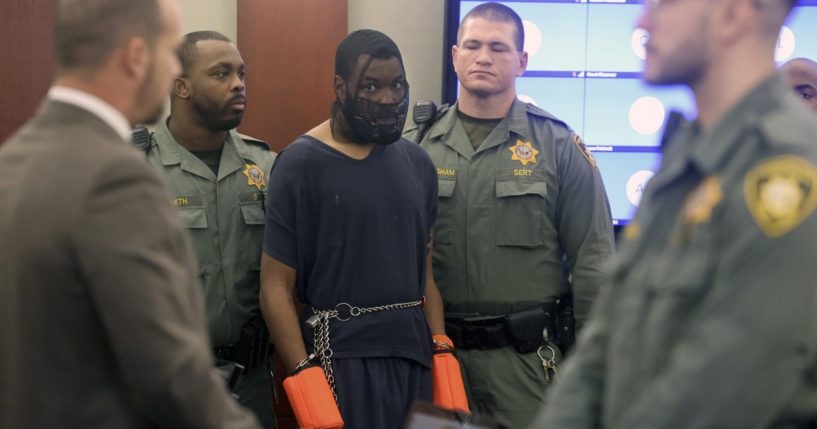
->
<box><xmin>340</xmin><ymin>57</ymin><xmax>409</xmax><ymax>145</ymax></box>
<box><xmin>334</xmin><ymin>30</ymin><xmax>409</xmax><ymax>145</ymax></box>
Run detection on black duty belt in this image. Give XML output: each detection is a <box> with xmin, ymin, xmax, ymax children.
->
<box><xmin>445</xmin><ymin>303</ymin><xmax>557</xmax><ymax>354</ymax></box>
<box><xmin>445</xmin><ymin>316</ymin><xmax>513</xmax><ymax>350</ymax></box>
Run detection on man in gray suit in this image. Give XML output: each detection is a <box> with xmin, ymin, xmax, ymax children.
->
<box><xmin>0</xmin><ymin>1</ymin><xmax>261</xmax><ymax>428</ymax></box>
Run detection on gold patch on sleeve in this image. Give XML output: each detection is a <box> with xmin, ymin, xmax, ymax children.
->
<box><xmin>573</xmin><ymin>135</ymin><xmax>598</xmax><ymax>172</ymax></box>
<box><xmin>509</xmin><ymin>140</ymin><xmax>539</xmax><ymax>166</ymax></box>
<box><xmin>744</xmin><ymin>155</ymin><xmax>817</xmax><ymax>238</ymax></box>
<box><xmin>243</xmin><ymin>163</ymin><xmax>266</xmax><ymax>190</ymax></box>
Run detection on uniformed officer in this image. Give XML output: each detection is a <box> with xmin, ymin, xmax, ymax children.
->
<box><xmin>147</xmin><ymin>31</ymin><xmax>277</xmax><ymax>428</ymax></box>
<box><xmin>404</xmin><ymin>3</ymin><xmax>615</xmax><ymax>428</ymax></box>
<box><xmin>781</xmin><ymin>57</ymin><xmax>817</xmax><ymax>111</ymax></box>
<box><xmin>534</xmin><ymin>0</ymin><xmax>817</xmax><ymax>427</ymax></box>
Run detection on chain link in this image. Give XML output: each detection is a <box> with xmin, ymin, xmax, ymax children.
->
<box><xmin>309</xmin><ymin>299</ymin><xmax>423</xmax><ymax>402</ymax></box>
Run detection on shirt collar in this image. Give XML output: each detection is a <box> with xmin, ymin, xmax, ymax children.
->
<box><xmin>48</xmin><ymin>86</ymin><xmax>131</xmax><ymax>141</ymax></box>
<box><xmin>688</xmin><ymin>73</ymin><xmax>787</xmax><ymax>175</ymax></box>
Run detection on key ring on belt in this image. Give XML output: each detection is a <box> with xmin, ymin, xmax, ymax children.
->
<box><xmin>307</xmin><ymin>299</ymin><xmax>423</xmax><ymax>403</ymax></box>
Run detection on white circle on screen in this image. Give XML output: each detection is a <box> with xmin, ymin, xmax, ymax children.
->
<box><xmin>518</xmin><ymin>94</ymin><xmax>538</xmax><ymax>106</ymax></box>
<box><xmin>626</xmin><ymin>170</ymin><xmax>654</xmax><ymax>206</ymax></box>
<box><xmin>523</xmin><ymin>20</ymin><xmax>542</xmax><ymax>58</ymax></box>
<box><xmin>775</xmin><ymin>26</ymin><xmax>795</xmax><ymax>63</ymax></box>
<box><xmin>631</xmin><ymin>29</ymin><xmax>648</xmax><ymax>61</ymax></box>
<box><xmin>629</xmin><ymin>96</ymin><xmax>665</xmax><ymax>135</ymax></box>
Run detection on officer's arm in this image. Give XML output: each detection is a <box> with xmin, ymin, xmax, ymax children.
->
<box><xmin>555</xmin><ymin>130</ymin><xmax>615</xmax><ymax>324</ymax></box>
<box><xmin>259</xmin><ymin>254</ymin><xmax>309</xmax><ymax>373</ymax></box>
<box><xmin>77</xmin><ymin>158</ymin><xmax>259</xmax><ymax>429</ymax></box>
<box><xmin>423</xmin><ymin>231</ymin><xmax>446</xmax><ymax>335</ymax></box>
<box><xmin>611</xmin><ymin>205</ymin><xmax>817</xmax><ymax>428</ymax></box>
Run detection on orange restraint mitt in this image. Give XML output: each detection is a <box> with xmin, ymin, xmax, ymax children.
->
<box><xmin>432</xmin><ymin>334</ymin><xmax>470</xmax><ymax>413</ymax></box>
<box><xmin>282</xmin><ymin>364</ymin><xmax>344</xmax><ymax>429</ymax></box>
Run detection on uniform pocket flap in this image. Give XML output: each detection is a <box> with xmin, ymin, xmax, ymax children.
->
<box><xmin>240</xmin><ymin>202</ymin><xmax>265</xmax><ymax>225</ymax></box>
<box><xmin>496</xmin><ymin>180</ymin><xmax>547</xmax><ymax>199</ymax></box>
<box><xmin>438</xmin><ymin>178</ymin><xmax>456</xmax><ymax>198</ymax></box>
<box><xmin>178</xmin><ymin>207</ymin><xmax>207</xmax><ymax>229</ymax></box>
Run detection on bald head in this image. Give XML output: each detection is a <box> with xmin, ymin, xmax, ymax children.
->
<box><xmin>782</xmin><ymin>58</ymin><xmax>817</xmax><ymax>111</ymax></box>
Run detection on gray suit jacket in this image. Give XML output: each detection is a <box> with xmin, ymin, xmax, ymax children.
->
<box><xmin>0</xmin><ymin>99</ymin><xmax>260</xmax><ymax>428</ymax></box>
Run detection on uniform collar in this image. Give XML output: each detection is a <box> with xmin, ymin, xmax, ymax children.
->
<box><xmin>153</xmin><ymin>118</ymin><xmax>254</xmax><ymax>181</ymax></box>
<box><xmin>427</xmin><ymin>98</ymin><xmax>531</xmax><ymax>158</ymax></box>
<box><xmin>688</xmin><ymin>72</ymin><xmax>786</xmax><ymax>176</ymax></box>
<box><xmin>648</xmin><ymin>72</ymin><xmax>787</xmax><ymax>194</ymax></box>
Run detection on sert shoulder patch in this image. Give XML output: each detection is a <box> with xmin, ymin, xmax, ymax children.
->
<box><xmin>744</xmin><ymin>155</ymin><xmax>817</xmax><ymax>238</ymax></box>
<box><xmin>573</xmin><ymin>134</ymin><xmax>598</xmax><ymax>172</ymax></box>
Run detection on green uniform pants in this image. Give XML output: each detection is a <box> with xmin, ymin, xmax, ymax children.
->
<box><xmin>455</xmin><ymin>346</ymin><xmax>554</xmax><ymax>429</ymax></box>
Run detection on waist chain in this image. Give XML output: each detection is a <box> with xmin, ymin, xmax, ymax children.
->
<box><xmin>305</xmin><ymin>299</ymin><xmax>423</xmax><ymax>402</ymax></box>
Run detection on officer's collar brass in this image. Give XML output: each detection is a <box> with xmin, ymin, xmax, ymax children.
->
<box><xmin>673</xmin><ymin>175</ymin><xmax>723</xmax><ymax>246</ymax></box>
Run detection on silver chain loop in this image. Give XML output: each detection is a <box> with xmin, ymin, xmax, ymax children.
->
<box><xmin>308</xmin><ymin>299</ymin><xmax>423</xmax><ymax>402</ymax></box>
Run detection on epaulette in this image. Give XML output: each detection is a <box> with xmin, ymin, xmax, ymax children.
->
<box><xmin>758</xmin><ymin>105</ymin><xmax>817</xmax><ymax>151</ymax></box>
<box><xmin>237</xmin><ymin>132</ymin><xmax>270</xmax><ymax>150</ymax></box>
<box><xmin>524</xmin><ymin>103</ymin><xmax>567</xmax><ymax>127</ymax></box>
<box><xmin>435</xmin><ymin>103</ymin><xmax>451</xmax><ymax>120</ymax></box>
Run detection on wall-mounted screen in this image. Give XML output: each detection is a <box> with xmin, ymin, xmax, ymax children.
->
<box><xmin>445</xmin><ymin>0</ymin><xmax>817</xmax><ymax>225</ymax></box>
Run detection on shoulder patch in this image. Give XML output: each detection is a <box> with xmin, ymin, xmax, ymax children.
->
<box><xmin>744</xmin><ymin>155</ymin><xmax>817</xmax><ymax>238</ymax></box>
<box><xmin>573</xmin><ymin>134</ymin><xmax>598</xmax><ymax>172</ymax></box>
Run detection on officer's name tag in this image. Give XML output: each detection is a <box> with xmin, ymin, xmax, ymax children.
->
<box><xmin>437</xmin><ymin>168</ymin><xmax>456</xmax><ymax>177</ymax></box>
<box><xmin>172</xmin><ymin>195</ymin><xmax>204</xmax><ymax>208</ymax></box>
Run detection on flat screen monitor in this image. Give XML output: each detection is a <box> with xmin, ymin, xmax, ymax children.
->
<box><xmin>444</xmin><ymin>0</ymin><xmax>817</xmax><ymax>225</ymax></box>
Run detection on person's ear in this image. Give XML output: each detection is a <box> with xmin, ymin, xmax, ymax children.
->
<box><xmin>452</xmin><ymin>44</ymin><xmax>460</xmax><ymax>75</ymax></box>
<box><xmin>174</xmin><ymin>76</ymin><xmax>190</xmax><ymax>99</ymax></box>
<box><xmin>712</xmin><ymin>0</ymin><xmax>752</xmax><ymax>45</ymax></box>
<box><xmin>121</xmin><ymin>37</ymin><xmax>150</xmax><ymax>81</ymax></box>
<box><xmin>517</xmin><ymin>50</ymin><xmax>529</xmax><ymax>77</ymax></box>
<box><xmin>334</xmin><ymin>75</ymin><xmax>347</xmax><ymax>102</ymax></box>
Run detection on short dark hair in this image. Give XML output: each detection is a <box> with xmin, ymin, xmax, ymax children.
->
<box><xmin>54</xmin><ymin>0</ymin><xmax>162</xmax><ymax>71</ymax></box>
<box><xmin>178</xmin><ymin>31</ymin><xmax>233</xmax><ymax>77</ymax></box>
<box><xmin>335</xmin><ymin>29</ymin><xmax>404</xmax><ymax>82</ymax></box>
<box><xmin>458</xmin><ymin>2</ymin><xmax>524</xmax><ymax>52</ymax></box>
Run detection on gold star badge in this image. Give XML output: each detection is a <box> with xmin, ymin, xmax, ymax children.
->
<box><xmin>744</xmin><ymin>155</ymin><xmax>817</xmax><ymax>238</ymax></box>
<box><xmin>509</xmin><ymin>140</ymin><xmax>539</xmax><ymax>166</ymax></box>
<box><xmin>243</xmin><ymin>163</ymin><xmax>266</xmax><ymax>190</ymax></box>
